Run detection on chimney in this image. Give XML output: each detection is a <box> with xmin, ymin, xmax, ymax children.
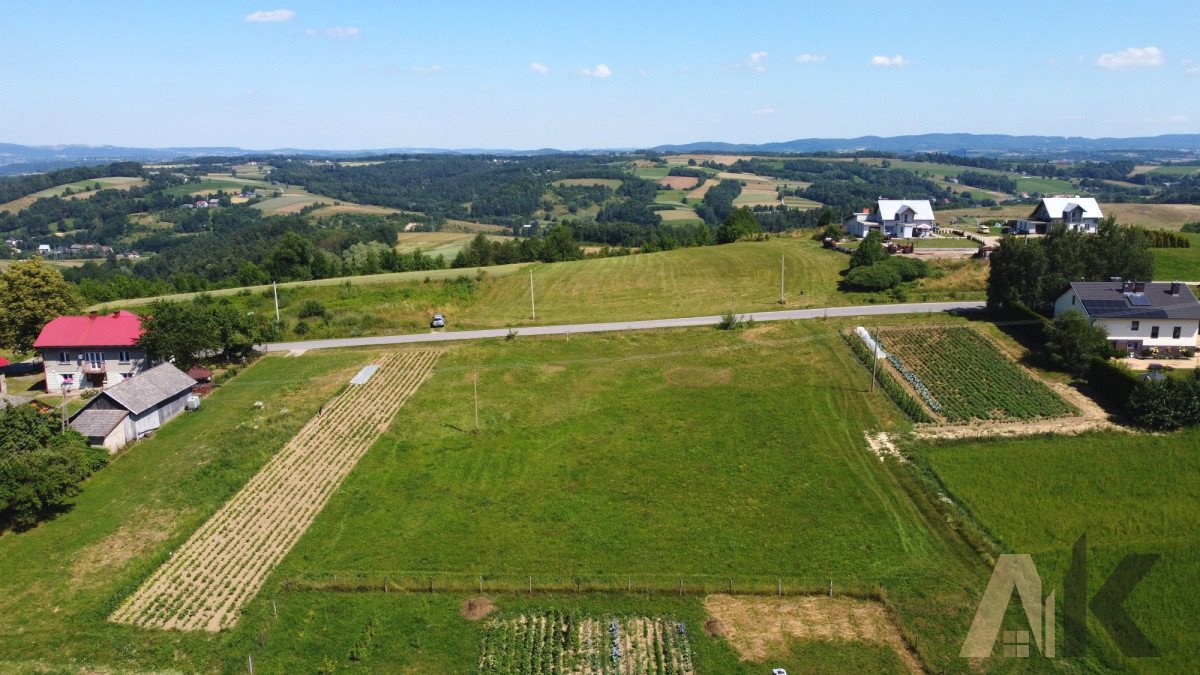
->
<box><xmin>1110</xmin><ymin>276</ymin><xmax>1122</xmax><ymax>283</ymax></box>
<box><xmin>1171</xmin><ymin>281</ymin><xmax>1182</xmax><ymax>296</ymax></box>
<box><xmin>1122</xmin><ymin>281</ymin><xmax>1135</xmax><ymax>295</ymax></box>
<box><xmin>1134</xmin><ymin>281</ymin><xmax>1146</xmax><ymax>294</ymax></box>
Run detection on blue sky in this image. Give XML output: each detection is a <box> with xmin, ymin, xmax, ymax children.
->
<box><xmin>1</xmin><ymin>1</ymin><xmax>1196</xmax><ymax>149</ymax></box>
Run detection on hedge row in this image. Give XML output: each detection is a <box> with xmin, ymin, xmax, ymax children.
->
<box><xmin>842</xmin><ymin>331</ymin><xmax>934</xmax><ymax>423</ymax></box>
<box><xmin>1085</xmin><ymin>357</ymin><xmax>1140</xmax><ymax>409</ymax></box>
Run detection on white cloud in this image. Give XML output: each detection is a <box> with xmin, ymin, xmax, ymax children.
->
<box><xmin>1096</xmin><ymin>46</ymin><xmax>1164</xmax><ymax>69</ymax></box>
<box><xmin>305</xmin><ymin>27</ymin><xmax>316</xmax><ymax>36</ymax></box>
<box><xmin>794</xmin><ymin>53</ymin><xmax>825</xmax><ymax>63</ymax></box>
<box><xmin>637</xmin><ymin>67</ymin><xmax>648</xmax><ymax>77</ymax></box>
<box><xmin>746</xmin><ymin>51</ymin><xmax>768</xmax><ymax>72</ymax></box>
<box><xmin>326</xmin><ymin>26</ymin><xmax>359</xmax><ymax>38</ymax></box>
<box><xmin>871</xmin><ymin>54</ymin><xmax>908</xmax><ymax>67</ymax></box>
<box><xmin>530</xmin><ymin>62</ymin><xmax>550</xmax><ymax>75</ymax></box>
<box><xmin>755</xmin><ymin>107</ymin><xmax>777</xmax><ymax>115</ymax></box>
<box><xmin>1187</xmin><ymin>66</ymin><xmax>1200</xmax><ymax>75</ymax></box>
<box><xmin>245</xmin><ymin>9</ymin><xmax>294</xmax><ymax>23</ymax></box>
<box><xmin>1168</xmin><ymin>114</ymin><xmax>1189</xmax><ymax>123</ymax></box>
<box><xmin>580</xmin><ymin>64</ymin><xmax>612</xmax><ymax>78</ymax></box>
<box><xmin>410</xmin><ymin>64</ymin><xmax>443</xmax><ymax>74</ymax></box>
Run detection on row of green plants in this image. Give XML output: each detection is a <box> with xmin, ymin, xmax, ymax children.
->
<box><xmin>841</xmin><ymin>331</ymin><xmax>934</xmax><ymax>423</ymax></box>
<box><xmin>875</xmin><ymin>326</ymin><xmax>1075</xmax><ymax>420</ymax></box>
<box><xmin>872</xmin><ymin>326</ymin><xmax>1078</xmax><ymax>421</ymax></box>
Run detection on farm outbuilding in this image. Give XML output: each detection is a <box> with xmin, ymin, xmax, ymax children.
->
<box><xmin>69</xmin><ymin>363</ymin><xmax>196</xmax><ymax>452</ymax></box>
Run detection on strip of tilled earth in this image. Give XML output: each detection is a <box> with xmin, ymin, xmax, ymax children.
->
<box><xmin>110</xmin><ymin>350</ymin><xmax>441</xmax><ymax>632</ymax></box>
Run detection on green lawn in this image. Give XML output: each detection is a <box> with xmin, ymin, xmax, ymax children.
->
<box><xmin>1014</xmin><ymin>176</ymin><xmax>1079</xmax><ymax>195</ymax></box>
<box><xmin>160</xmin><ymin>176</ymin><xmax>269</xmax><ymax>197</ymax></box>
<box><xmin>920</xmin><ymin>429</ymin><xmax>1200</xmax><ymax>672</ymax></box>
<box><xmin>0</xmin><ymin>351</ymin><xmax>375</xmax><ymax>672</ymax></box>
<box><xmin>1151</xmin><ymin>233</ymin><xmax>1200</xmax><ymax>280</ymax></box>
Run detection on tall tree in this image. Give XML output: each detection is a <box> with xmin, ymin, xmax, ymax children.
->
<box><xmin>849</xmin><ymin>230</ymin><xmax>887</xmax><ymax>269</ymax></box>
<box><xmin>715</xmin><ymin>207</ymin><xmax>761</xmax><ymax>244</ymax></box>
<box><xmin>986</xmin><ymin>235</ymin><xmax>1049</xmax><ymax>310</ymax></box>
<box><xmin>0</xmin><ymin>258</ymin><xmax>83</xmax><ymax>353</ymax></box>
<box><xmin>1043</xmin><ymin>310</ymin><xmax>1118</xmax><ymax>375</ymax></box>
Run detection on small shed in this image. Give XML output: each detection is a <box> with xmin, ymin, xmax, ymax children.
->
<box><xmin>186</xmin><ymin>365</ymin><xmax>213</xmax><ymax>383</ymax></box>
<box><xmin>70</xmin><ymin>363</ymin><xmax>196</xmax><ymax>452</ymax></box>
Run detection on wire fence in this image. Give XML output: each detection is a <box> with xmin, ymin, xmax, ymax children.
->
<box><xmin>280</xmin><ymin>571</ymin><xmax>884</xmax><ymax>601</ymax></box>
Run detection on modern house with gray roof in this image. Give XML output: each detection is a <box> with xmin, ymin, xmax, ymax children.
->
<box><xmin>844</xmin><ymin>199</ymin><xmax>936</xmax><ymax>239</ymax></box>
<box><xmin>69</xmin><ymin>363</ymin><xmax>196</xmax><ymax>452</ymax></box>
<box><xmin>1054</xmin><ymin>280</ymin><xmax>1200</xmax><ymax>356</ymax></box>
<box><xmin>1014</xmin><ymin>197</ymin><xmax>1104</xmax><ymax>234</ymax></box>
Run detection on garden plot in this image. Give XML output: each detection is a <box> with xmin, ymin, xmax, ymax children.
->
<box><xmin>478</xmin><ymin>612</ymin><xmax>694</xmax><ymax>675</ymax></box>
<box><xmin>109</xmin><ymin>350</ymin><xmax>441</xmax><ymax>632</ymax></box>
<box><xmin>869</xmin><ymin>326</ymin><xmax>1077</xmax><ymax>422</ymax></box>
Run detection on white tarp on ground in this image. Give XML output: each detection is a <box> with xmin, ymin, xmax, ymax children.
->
<box><xmin>349</xmin><ymin>364</ymin><xmax>379</xmax><ymax>385</ymax></box>
<box><xmin>855</xmin><ymin>326</ymin><xmax>889</xmax><ymax>360</ymax></box>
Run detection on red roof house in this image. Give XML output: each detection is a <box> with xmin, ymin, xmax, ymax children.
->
<box><xmin>34</xmin><ymin>311</ymin><xmax>147</xmax><ymax>393</ymax></box>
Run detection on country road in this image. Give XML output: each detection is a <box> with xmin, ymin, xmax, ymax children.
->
<box><xmin>262</xmin><ymin>300</ymin><xmax>986</xmax><ymax>352</ymax></box>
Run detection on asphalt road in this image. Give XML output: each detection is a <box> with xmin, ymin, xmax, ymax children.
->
<box><xmin>262</xmin><ymin>300</ymin><xmax>986</xmax><ymax>352</ymax></box>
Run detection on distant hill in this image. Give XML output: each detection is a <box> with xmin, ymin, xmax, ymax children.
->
<box><xmin>649</xmin><ymin>133</ymin><xmax>1200</xmax><ymax>156</ymax></box>
<box><xmin>3</xmin><ymin>133</ymin><xmax>1200</xmax><ymax>174</ymax></box>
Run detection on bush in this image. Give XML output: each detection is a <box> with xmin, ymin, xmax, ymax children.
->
<box><xmin>297</xmin><ymin>299</ymin><xmax>328</xmax><ymax>319</ymax></box>
<box><xmin>717</xmin><ymin>310</ymin><xmax>745</xmax><ymax>330</ymax></box>
<box><xmin>843</xmin><ymin>264</ymin><xmax>903</xmax><ymax>291</ymax></box>
<box><xmin>878</xmin><ymin>256</ymin><xmax>929</xmax><ymax>282</ymax></box>
<box><xmin>1127</xmin><ymin>373</ymin><xmax>1200</xmax><ymax>430</ymax></box>
<box><xmin>294</xmin><ymin>321</ymin><xmax>309</xmax><ymax>336</ymax></box>
<box><xmin>79</xmin><ymin>388</ymin><xmax>99</xmax><ymax>400</ymax></box>
<box><xmin>1085</xmin><ymin>357</ymin><xmax>1139</xmax><ymax>409</ymax></box>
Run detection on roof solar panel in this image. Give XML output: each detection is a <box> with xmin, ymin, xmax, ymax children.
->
<box><xmin>1129</xmin><ymin>295</ymin><xmax>1151</xmax><ymax>306</ymax></box>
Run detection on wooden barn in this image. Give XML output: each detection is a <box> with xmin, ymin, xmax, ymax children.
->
<box><xmin>69</xmin><ymin>363</ymin><xmax>196</xmax><ymax>452</ymax></box>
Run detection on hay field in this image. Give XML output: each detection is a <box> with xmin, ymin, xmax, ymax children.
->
<box><xmin>394</xmin><ymin>231</ymin><xmax>509</xmax><ymax>259</ymax></box>
<box><xmin>658</xmin><ymin>207</ymin><xmax>702</xmax><ymax>221</ymax></box>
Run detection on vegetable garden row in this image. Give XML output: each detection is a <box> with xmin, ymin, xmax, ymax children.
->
<box><xmin>478</xmin><ymin>613</ymin><xmax>695</xmax><ymax>675</ymax></box>
<box><xmin>870</xmin><ymin>326</ymin><xmax>1077</xmax><ymax>422</ymax></box>
<box><xmin>109</xmin><ymin>350</ymin><xmax>442</xmax><ymax>632</ymax></box>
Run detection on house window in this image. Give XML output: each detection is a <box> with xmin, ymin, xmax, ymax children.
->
<box><xmin>118</xmin><ymin>351</ymin><xmax>130</xmax><ymax>363</ymax></box>
<box><xmin>85</xmin><ymin>352</ymin><xmax>103</xmax><ymax>367</ymax></box>
<box><xmin>58</xmin><ymin>351</ymin><xmax>70</xmax><ymax>363</ymax></box>
<box><xmin>1131</xmin><ymin>321</ymin><xmax>1139</xmax><ymax>331</ymax></box>
<box><xmin>1151</xmin><ymin>326</ymin><xmax>1160</xmax><ymax>339</ymax></box>
<box><xmin>1071</xmin><ymin>295</ymin><xmax>1076</xmax><ymax>305</ymax></box>
<box><xmin>61</xmin><ymin>374</ymin><xmax>74</xmax><ymax>386</ymax></box>
<box><xmin>1173</xmin><ymin>326</ymin><xmax>1182</xmax><ymax>339</ymax></box>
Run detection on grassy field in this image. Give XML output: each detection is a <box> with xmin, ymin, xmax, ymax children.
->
<box><xmin>394</xmin><ymin>231</ymin><xmax>509</xmax><ymax>260</ymax></box>
<box><xmin>0</xmin><ymin>176</ymin><xmax>145</xmax><ymax>213</ymax></box>
<box><xmin>920</xmin><ymin>429</ymin><xmax>1200</xmax><ymax>672</ymax></box>
<box><xmin>1151</xmin><ymin>232</ymin><xmax>1200</xmax><ymax>280</ymax></box>
<box><xmin>0</xmin><ymin>351</ymin><xmax>376</xmax><ymax>672</ymax></box>
<box><xmin>1147</xmin><ymin>165</ymin><xmax>1200</xmax><ymax>176</ymax></box>
<box><xmin>262</xmin><ymin>323</ymin><xmax>995</xmax><ymax>672</ymax></box>
<box><xmin>552</xmin><ymin>178</ymin><xmax>622</xmax><ymax>189</ymax></box>
<box><xmin>94</xmin><ymin>238</ymin><xmax>988</xmax><ymax>340</ymax></box>
<box><xmin>160</xmin><ymin>175</ymin><xmax>271</xmax><ymax>198</ymax></box>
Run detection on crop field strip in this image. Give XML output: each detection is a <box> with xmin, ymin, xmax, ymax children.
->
<box><xmin>478</xmin><ymin>613</ymin><xmax>694</xmax><ymax>675</ymax></box>
<box><xmin>870</xmin><ymin>326</ymin><xmax>1077</xmax><ymax>422</ymax></box>
<box><xmin>109</xmin><ymin>350</ymin><xmax>441</xmax><ymax>632</ymax></box>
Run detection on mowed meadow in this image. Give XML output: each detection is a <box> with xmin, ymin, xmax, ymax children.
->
<box><xmin>267</xmin><ymin>322</ymin><xmax>1000</xmax><ymax>672</ymax></box>
<box><xmin>94</xmin><ymin>237</ymin><xmax>989</xmax><ymax>342</ymax></box>
<box><xmin>920</xmin><ymin>430</ymin><xmax>1200</xmax><ymax>673</ymax></box>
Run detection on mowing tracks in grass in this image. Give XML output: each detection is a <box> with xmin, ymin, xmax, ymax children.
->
<box><xmin>109</xmin><ymin>350</ymin><xmax>441</xmax><ymax>632</ymax></box>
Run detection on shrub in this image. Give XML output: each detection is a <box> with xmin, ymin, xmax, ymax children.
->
<box><xmin>878</xmin><ymin>256</ymin><xmax>929</xmax><ymax>282</ymax></box>
<box><xmin>297</xmin><ymin>299</ymin><xmax>327</xmax><ymax>319</ymax></box>
<box><xmin>1127</xmin><ymin>373</ymin><xmax>1200</xmax><ymax>430</ymax></box>
<box><xmin>79</xmin><ymin>388</ymin><xmax>99</xmax><ymax>400</ymax></box>
<box><xmin>294</xmin><ymin>321</ymin><xmax>309</xmax><ymax>336</ymax></box>
<box><xmin>717</xmin><ymin>310</ymin><xmax>748</xmax><ymax>330</ymax></box>
<box><xmin>1085</xmin><ymin>357</ymin><xmax>1139</xmax><ymax>409</ymax></box>
<box><xmin>843</xmin><ymin>264</ymin><xmax>902</xmax><ymax>291</ymax></box>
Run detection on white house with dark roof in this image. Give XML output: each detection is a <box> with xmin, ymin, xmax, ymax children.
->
<box><xmin>69</xmin><ymin>363</ymin><xmax>196</xmax><ymax>452</ymax></box>
<box><xmin>844</xmin><ymin>199</ymin><xmax>935</xmax><ymax>239</ymax></box>
<box><xmin>1014</xmin><ymin>197</ymin><xmax>1104</xmax><ymax>234</ymax></box>
<box><xmin>1054</xmin><ymin>280</ymin><xmax>1200</xmax><ymax>356</ymax></box>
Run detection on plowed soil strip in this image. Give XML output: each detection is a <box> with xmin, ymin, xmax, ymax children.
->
<box><xmin>109</xmin><ymin>350</ymin><xmax>441</xmax><ymax>632</ymax></box>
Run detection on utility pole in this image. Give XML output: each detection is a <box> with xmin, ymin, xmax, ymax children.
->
<box><xmin>779</xmin><ymin>255</ymin><xmax>786</xmax><ymax>305</ymax></box>
<box><xmin>529</xmin><ymin>270</ymin><xmax>536</xmax><ymax>321</ymax></box>
<box><xmin>272</xmin><ymin>281</ymin><xmax>280</xmax><ymax>322</ymax></box>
